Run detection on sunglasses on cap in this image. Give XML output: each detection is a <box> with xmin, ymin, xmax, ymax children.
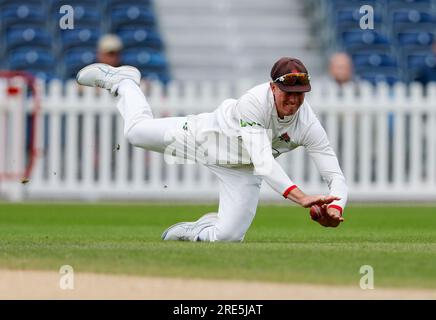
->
<box><xmin>273</xmin><ymin>72</ymin><xmax>310</xmax><ymax>86</ymax></box>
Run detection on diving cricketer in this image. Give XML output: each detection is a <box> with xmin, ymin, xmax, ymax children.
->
<box><xmin>76</xmin><ymin>57</ymin><xmax>348</xmax><ymax>242</ymax></box>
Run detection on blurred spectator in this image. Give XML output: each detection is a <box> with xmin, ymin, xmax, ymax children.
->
<box><xmin>97</xmin><ymin>34</ymin><xmax>123</xmax><ymax>67</ymax></box>
<box><xmin>328</xmin><ymin>52</ymin><xmax>354</xmax><ymax>86</ymax></box>
<box><xmin>414</xmin><ymin>42</ymin><xmax>436</xmax><ymax>87</ymax></box>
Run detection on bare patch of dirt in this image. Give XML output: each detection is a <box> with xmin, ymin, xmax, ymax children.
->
<box><xmin>0</xmin><ymin>269</ymin><xmax>434</xmax><ymax>299</ymax></box>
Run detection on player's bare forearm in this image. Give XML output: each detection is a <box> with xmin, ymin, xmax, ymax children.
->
<box><xmin>286</xmin><ymin>187</ymin><xmax>340</xmax><ymax>208</ymax></box>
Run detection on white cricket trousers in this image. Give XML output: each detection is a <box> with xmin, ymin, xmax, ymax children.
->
<box><xmin>116</xmin><ymin>79</ymin><xmax>262</xmax><ymax>242</ymax></box>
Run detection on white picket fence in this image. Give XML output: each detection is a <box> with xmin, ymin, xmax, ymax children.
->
<box><xmin>1</xmin><ymin>78</ymin><xmax>436</xmax><ymax>202</ymax></box>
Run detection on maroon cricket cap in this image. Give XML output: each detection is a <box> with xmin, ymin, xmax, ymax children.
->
<box><xmin>270</xmin><ymin>57</ymin><xmax>311</xmax><ymax>93</ymax></box>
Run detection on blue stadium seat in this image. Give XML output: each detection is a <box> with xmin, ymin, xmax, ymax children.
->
<box><xmin>386</xmin><ymin>0</ymin><xmax>433</xmax><ymax>10</ymax></box>
<box><xmin>117</xmin><ymin>27</ymin><xmax>163</xmax><ymax>49</ymax></box>
<box><xmin>110</xmin><ymin>5</ymin><xmax>156</xmax><ymax>30</ymax></box>
<box><xmin>391</xmin><ymin>9</ymin><xmax>435</xmax><ymax>31</ymax></box>
<box><xmin>140</xmin><ymin>69</ymin><xmax>171</xmax><ymax>84</ymax></box>
<box><xmin>5</xmin><ymin>27</ymin><xmax>52</xmax><ymax>49</ymax></box>
<box><xmin>405</xmin><ymin>51</ymin><xmax>436</xmax><ymax>81</ymax></box>
<box><xmin>392</xmin><ymin>9</ymin><xmax>435</xmax><ymax>23</ymax></box>
<box><xmin>397</xmin><ymin>31</ymin><xmax>434</xmax><ymax>47</ymax></box>
<box><xmin>8</xmin><ymin>47</ymin><xmax>56</xmax><ymax>70</ymax></box>
<box><xmin>341</xmin><ymin>30</ymin><xmax>390</xmax><ymax>51</ymax></box>
<box><xmin>386</xmin><ymin>0</ymin><xmax>432</xmax><ymax>5</ymax></box>
<box><xmin>406</xmin><ymin>51</ymin><xmax>436</xmax><ymax>69</ymax></box>
<box><xmin>352</xmin><ymin>53</ymin><xmax>398</xmax><ymax>68</ymax></box>
<box><xmin>62</xmin><ymin>47</ymin><xmax>95</xmax><ymax>79</ymax></box>
<box><xmin>329</xmin><ymin>0</ymin><xmax>380</xmax><ymax>11</ymax></box>
<box><xmin>0</xmin><ymin>0</ymin><xmax>46</xmax><ymax>7</ymax></box>
<box><xmin>63</xmin><ymin>47</ymin><xmax>96</xmax><ymax>69</ymax></box>
<box><xmin>0</xmin><ymin>4</ymin><xmax>46</xmax><ymax>28</ymax></box>
<box><xmin>359</xmin><ymin>70</ymin><xmax>401</xmax><ymax>85</ymax></box>
<box><xmin>50</xmin><ymin>0</ymin><xmax>99</xmax><ymax>10</ymax></box>
<box><xmin>60</xmin><ymin>27</ymin><xmax>100</xmax><ymax>49</ymax></box>
<box><xmin>122</xmin><ymin>49</ymin><xmax>167</xmax><ymax>70</ymax></box>
<box><xmin>106</xmin><ymin>0</ymin><xmax>152</xmax><ymax>9</ymax></box>
<box><xmin>27</xmin><ymin>69</ymin><xmax>59</xmax><ymax>81</ymax></box>
<box><xmin>62</xmin><ymin>48</ymin><xmax>96</xmax><ymax>79</ymax></box>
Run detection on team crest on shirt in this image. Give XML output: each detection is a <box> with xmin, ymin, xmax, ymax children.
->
<box><xmin>279</xmin><ymin>132</ymin><xmax>290</xmax><ymax>143</ymax></box>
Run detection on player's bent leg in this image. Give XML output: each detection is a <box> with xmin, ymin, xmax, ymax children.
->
<box><xmin>77</xmin><ymin>63</ymin><xmax>190</xmax><ymax>156</ymax></box>
<box><xmin>197</xmin><ymin>166</ymin><xmax>262</xmax><ymax>242</ymax></box>
<box><xmin>116</xmin><ymin>77</ymin><xmax>154</xmax><ymax>136</ymax></box>
<box><xmin>125</xmin><ymin>116</ymin><xmax>188</xmax><ymax>154</ymax></box>
<box><xmin>111</xmin><ymin>72</ymin><xmax>193</xmax><ymax>157</ymax></box>
<box><xmin>161</xmin><ymin>212</ymin><xmax>218</xmax><ymax>241</ymax></box>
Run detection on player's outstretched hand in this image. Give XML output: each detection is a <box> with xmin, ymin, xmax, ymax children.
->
<box><xmin>299</xmin><ymin>195</ymin><xmax>341</xmax><ymax>208</ymax></box>
<box><xmin>310</xmin><ymin>204</ymin><xmax>344</xmax><ymax>228</ymax></box>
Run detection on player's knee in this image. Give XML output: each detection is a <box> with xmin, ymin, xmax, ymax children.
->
<box><xmin>125</xmin><ymin>125</ymin><xmax>143</xmax><ymax>147</ymax></box>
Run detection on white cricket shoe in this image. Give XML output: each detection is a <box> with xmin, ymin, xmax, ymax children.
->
<box><xmin>161</xmin><ymin>212</ymin><xmax>218</xmax><ymax>241</ymax></box>
<box><xmin>76</xmin><ymin>63</ymin><xmax>141</xmax><ymax>95</ymax></box>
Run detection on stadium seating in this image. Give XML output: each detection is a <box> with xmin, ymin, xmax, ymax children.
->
<box><xmin>352</xmin><ymin>52</ymin><xmax>398</xmax><ymax>69</ymax></box>
<box><xmin>359</xmin><ymin>69</ymin><xmax>401</xmax><ymax>85</ymax></box>
<box><xmin>63</xmin><ymin>5</ymin><xmax>101</xmax><ymax>29</ymax></box>
<box><xmin>110</xmin><ymin>4</ymin><xmax>156</xmax><ymax>30</ymax></box>
<box><xmin>8</xmin><ymin>47</ymin><xmax>54</xmax><ymax>68</ymax></box>
<box><xmin>320</xmin><ymin>0</ymin><xmax>436</xmax><ymax>84</ymax></box>
<box><xmin>117</xmin><ymin>27</ymin><xmax>163</xmax><ymax>49</ymax></box>
<box><xmin>386</xmin><ymin>0</ymin><xmax>434</xmax><ymax>11</ymax></box>
<box><xmin>406</xmin><ymin>50</ymin><xmax>436</xmax><ymax>79</ymax></box>
<box><xmin>59</xmin><ymin>27</ymin><xmax>101</xmax><ymax>50</ymax></box>
<box><xmin>105</xmin><ymin>0</ymin><xmax>153</xmax><ymax>11</ymax></box>
<box><xmin>397</xmin><ymin>30</ymin><xmax>434</xmax><ymax>46</ymax></box>
<box><xmin>341</xmin><ymin>30</ymin><xmax>391</xmax><ymax>49</ymax></box>
<box><xmin>391</xmin><ymin>9</ymin><xmax>436</xmax><ymax>32</ymax></box>
<box><xmin>49</xmin><ymin>0</ymin><xmax>99</xmax><ymax>11</ymax></box>
<box><xmin>0</xmin><ymin>3</ymin><xmax>47</xmax><ymax>29</ymax></box>
<box><xmin>5</xmin><ymin>27</ymin><xmax>52</xmax><ymax>50</ymax></box>
<box><xmin>7</xmin><ymin>47</ymin><xmax>57</xmax><ymax>81</ymax></box>
<box><xmin>122</xmin><ymin>49</ymin><xmax>167</xmax><ymax>70</ymax></box>
<box><xmin>0</xmin><ymin>0</ymin><xmax>170</xmax><ymax>83</ymax></box>
<box><xmin>62</xmin><ymin>47</ymin><xmax>96</xmax><ymax>79</ymax></box>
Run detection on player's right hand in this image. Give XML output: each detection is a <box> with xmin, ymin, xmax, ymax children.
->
<box><xmin>310</xmin><ymin>204</ymin><xmax>343</xmax><ymax>228</ymax></box>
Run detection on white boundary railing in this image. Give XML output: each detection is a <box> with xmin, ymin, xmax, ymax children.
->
<box><xmin>1</xmin><ymin>79</ymin><xmax>435</xmax><ymax>202</ymax></box>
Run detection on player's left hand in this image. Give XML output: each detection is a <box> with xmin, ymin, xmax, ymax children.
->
<box><xmin>310</xmin><ymin>205</ymin><xmax>344</xmax><ymax>228</ymax></box>
<box><xmin>299</xmin><ymin>195</ymin><xmax>341</xmax><ymax>208</ymax></box>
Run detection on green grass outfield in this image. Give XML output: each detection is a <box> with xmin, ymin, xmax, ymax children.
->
<box><xmin>0</xmin><ymin>203</ymin><xmax>435</xmax><ymax>289</ymax></box>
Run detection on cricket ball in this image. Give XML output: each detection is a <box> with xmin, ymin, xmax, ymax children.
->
<box><xmin>310</xmin><ymin>205</ymin><xmax>324</xmax><ymax>221</ymax></box>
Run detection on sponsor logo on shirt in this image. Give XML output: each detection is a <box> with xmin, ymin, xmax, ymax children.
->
<box><xmin>240</xmin><ymin>119</ymin><xmax>262</xmax><ymax>128</ymax></box>
<box><xmin>279</xmin><ymin>132</ymin><xmax>290</xmax><ymax>143</ymax></box>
